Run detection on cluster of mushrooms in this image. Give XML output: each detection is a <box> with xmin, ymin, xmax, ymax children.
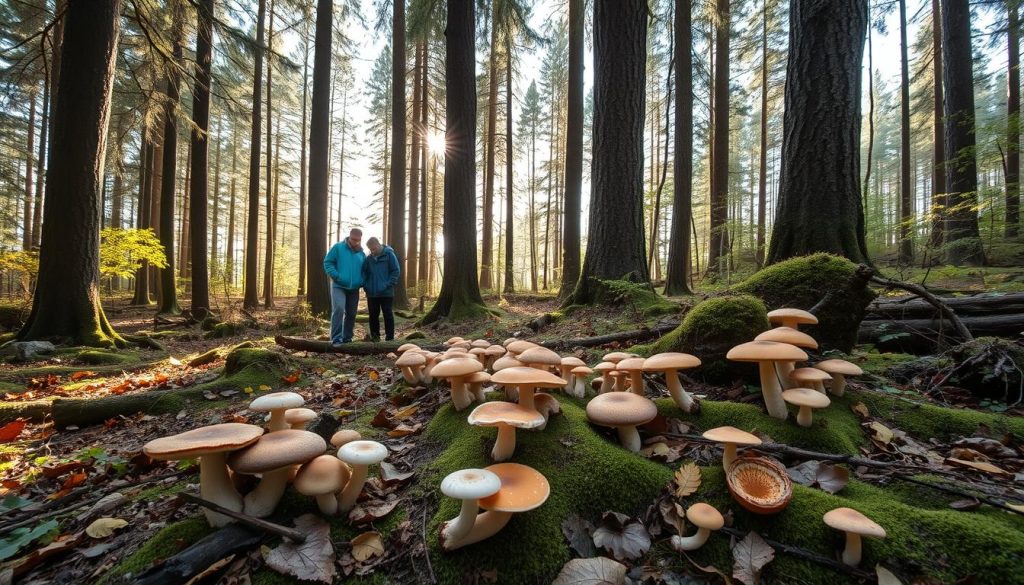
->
<box><xmin>143</xmin><ymin>391</ymin><xmax>387</xmax><ymax>527</ymax></box>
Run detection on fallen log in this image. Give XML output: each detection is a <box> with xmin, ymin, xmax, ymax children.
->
<box><xmin>866</xmin><ymin>292</ymin><xmax>1024</xmax><ymax>320</ymax></box>
<box><xmin>858</xmin><ymin>314</ymin><xmax>1024</xmax><ymax>353</ymax></box>
<box><xmin>131</xmin><ymin>522</ymin><xmax>262</xmax><ymax>585</ymax></box>
<box><xmin>869</xmin><ymin>274</ymin><xmax>972</xmax><ymax>343</ymax></box>
<box><xmin>274</xmin><ymin>336</ymin><xmax>444</xmax><ymax>354</ymax></box>
<box><xmin>536</xmin><ymin>322</ymin><xmax>680</xmax><ymax>350</ymax></box>
<box><xmin>51</xmin><ymin>385</ymin><xmax>219</xmax><ymax>429</ymax></box>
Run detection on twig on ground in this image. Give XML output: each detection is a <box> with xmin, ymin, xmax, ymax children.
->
<box><xmin>716</xmin><ymin>526</ymin><xmax>876</xmax><ymax>580</ymax></box>
<box><xmin>178</xmin><ymin>493</ymin><xmax>306</xmax><ymax>542</ymax></box>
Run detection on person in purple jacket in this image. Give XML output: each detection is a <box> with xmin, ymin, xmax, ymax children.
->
<box><xmin>323</xmin><ymin>228</ymin><xmax>366</xmax><ymax>345</ymax></box>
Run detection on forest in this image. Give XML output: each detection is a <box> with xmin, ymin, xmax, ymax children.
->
<box><xmin>0</xmin><ymin>0</ymin><xmax>1021</xmax><ymax>583</ymax></box>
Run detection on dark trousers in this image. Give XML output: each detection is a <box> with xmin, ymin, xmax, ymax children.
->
<box><xmin>367</xmin><ymin>296</ymin><xmax>395</xmax><ymax>341</ymax></box>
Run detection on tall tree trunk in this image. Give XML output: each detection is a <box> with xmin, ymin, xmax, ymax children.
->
<box><xmin>530</xmin><ymin>123</ymin><xmax>538</xmax><ymax>293</ymax></box>
<box><xmin>418</xmin><ymin>41</ymin><xmax>430</xmax><ymax>297</ymax></box>
<box><xmin>407</xmin><ymin>40</ymin><xmax>423</xmax><ymax>291</ymax></box>
<box><xmin>23</xmin><ymin>92</ymin><xmax>36</xmax><ymax>251</ymax></box>
<box><xmin>755</xmin><ymin>0</ymin><xmax>768</xmax><ymax>268</ymax></box>
<box><xmin>665</xmin><ymin>0</ymin><xmax>693</xmax><ymax>296</ymax></box>
<box><xmin>898</xmin><ymin>0</ymin><xmax>914</xmax><ymax>264</ymax></box>
<box><xmin>150</xmin><ymin>135</ymin><xmax>163</xmax><ymax>301</ymax></box>
<box><xmin>298</xmin><ymin>15</ymin><xmax>310</xmax><ymax>296</ymax></box>
<box><xmin>243</xmin><ymin>0</ymin><xmax>267</xmax><ymax>309</ymax></box>
<box><xmin>32</xmin><ymin>77</ymin><xmax>48</xmax><ymax>250</ymax></box>
<box><xmin>766</xmin><ymin>0</ymin><xmax>870</xmax><ymax>264</ymax></box>
<box><xmin>306</xmin><ymin>0</ymin><xmax>332</xmax><ymax>315</ymax></box>
<box><xmin>480</xmin><ymin>14</ymin><xmax>499</xmax><ymax>291</ymax></box>
<box><xmin>503</xmin><ymin>37</ymin><xmax>516</xmax><ymax>295</ymax></box>
<box><xmin>178</xmin><ymin>149</ymin><xmax>191</xmax><ymax>279</ymax></box>
<box><xmin>565</xmin><ymin>0</ymin><xmax>650</xmax><ymax>305</ymax></box>
<box><xmin>189</xmin><ymin>0</ymin><xmax>213</xmax><ymax>312</ymax></box>
<box><xmin>420</xmin><ymin>0</ymin><xmax>487</xmax><ymax>323</ymax></box>
<box><xmin>227</xmin><ymin>124</ymin><xmax>238</xmax><ymax>288</ymax></box>
<box><xmin>158</xmin><ymin>3</ymin><xmax>184</xmax><ymax>315</ymax></box>
<box><xmin>17</xmin><ymin>0</ymin><xmax>124</xmax><ymax>347</ymax></box>
<box><xmin>388</xmin><ymin>0</ymin><xmax>410</xmax><ymax>310</ymax></box>
<box><xmin>941</xmin><ymin>0</ymin><xmax>985</xmax><ymax>265</ymax></box>
<box><xmin>863</xmin><ymin>23</ymin><xmax>874</xmax><ymax>214</ymax></box>
<box><xmin>707</xmin><ymin>0</ymin><xmax>730</xmax><ymax>277</ymax></box>
<box><xmin>263</xmin><ymin>0</ymin><xmax>276</xmax><ymax>308</ymax></box>
<box><xmin>1007</xmin><ymin>0</ymin><xmax>1020</xmax><ymax>239</ymax></box>
<box><xmin>648</xmin><ymin>22</ymin><xmax>673</xmax><ymax>277</ymax></box>
<box><xmin>111</xmin><ymin>117</ymin><xmax>124</xmax><ymax>234</ymax></box>
<box><xmin>211</xmin><ymin>119</ymin><xmax>220</xmax><ymax>273</ymax></box>
<box><xmin>132</xmin><ymin>127</ymin><xmax>152</xmax><ymax>304</ymax></box>
<box><xmin>929</xmin><ymin>0</ymin><xmax>947</xmax><ymax>249</ymax></box>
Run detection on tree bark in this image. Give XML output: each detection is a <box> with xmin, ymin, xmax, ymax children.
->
<box><xmin>420</xmin><ymin>0</ymin><xmax>488</xmax><ymax>324</ymax></box>
<box><xmin>388</xmin><ymin>0</ymin><xmax>410</xmax><ymax>310</ymax></box>
<box><xmin>707</xmin><ymin>0</ymin><xmax>730</xmax><ymax>277</ymax></box>
<box><xmin>503</xmin><ymin>37</ymin><xmax>515</xmax><ymax>295</ymax></box>
<box><xmin>189</xmin><ymin>0</ymin><xmax>213</xmax><ymax>313</ymax></box>
<box><xmin>298</xmin><ymin>17</ymin><xmax>310</xmax><ymax>297</ymax></box>
<box><xmin>559</xmin><ymin>0</ymin><xmax>584</xmax><ymax>298</ymax></box>
<box><xmin>665</xmin><ymin>0</ymin><xmax>693</xmax><ymax>296</ymax></box>
<box><xmin>419</xmin><ymin>40</ymin><xmax>431</xmax><ymax>297</ymax></box>
<box><xmin>766</xmin><ymin>0</ymin><xmax>870</xmax><ymax>265</ymax></box>
<box><xmin>227</xmin><ymin>124</ymin><xmax>238</xmax><ymax>288</ymax></box>
<box><xmin>941</xmin><ymin>0</ymin><xmax>985</xmax><ymax>265</ymax></box>
<box><xmin>929</xmin><ymin>0</ymin><xmax>947</xmax><ymax>250</ymax></box>
<box><xmin>755</xmin><ymin>0</ymin><xmax>768</xmax><ymax>268</ymax></box>
<box><xmin>306</xmin><ymin>0</ymin><xmax>332</xmax><ymax>316</ymax></box>
<box><xmin>407</xmin><ymin>40</ymin><xmax>423</xmax><ymax>291</ymax></box>
<box><xmin>32</xmin><ymin>77</ymin><xmax>48</xmax><ymax>251</ymax></box>
<box><xmin>243</xmin><ymin>0</ymin><xmax>267</xmax><ymax>309</ymax></box>
<box><xmin>16</xmin><ymin>0</ymin><xmax>124</xmax><ymax>348</ymax></box>
<box><xmin>565</xmin><ymin>0</ymin><xmax>650</xmax><ymax>305</ymax></box>
<box><xmin>480</xmin><ymin>13</ymin><xmax>499</xmax><ymax>291</ymax></box>
<box><xmin>22</xmin><ymin>91</ymin><xmax>36</xmax><ymax>251</ymax></box>
<box><xmin>1006</xmin><ymin>0</ymin><xmax>1020</xmax><ymax>239</ymax></box>
<box><xmin>263</xmin><ymin>0</ymin><xmax>276</xmax><ymax>309</ymax></box>
<box><xmin>158</xmin><ymin>2</ymin><xmax>184</xmax><ymax>316</ymax></box>
<box><xmin>899</xmin><ymin>0</ymin><xmax>914</xmax><ymax>264</ymax></box>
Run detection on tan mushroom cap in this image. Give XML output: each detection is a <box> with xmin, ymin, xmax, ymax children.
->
<box><xmin>144</xmin><ymin>423</ymin><xmax>264</xmax><ymax>459</ymax></box>
<box><xmin>502</xmin><ymin>337</ymin><xmax>519</xmax><ymax>347</ymax></box>
<box><xmin>490</xmin><ymin>366</ymin><xmax>566</xmax><ymax>388</ymax></box>
<box><xmin>782</xmin><ymin>387</ymin><xmax>831</xmax><ymax>408</ymax></box>
<box><xmin>478</xmin><ymin>462</ymin><xmax>550</xmax><ymax>513</ymax></box>
<box><xmin>431</xmin><ymin>357</ymin><xmax>484</xmax><ymax>377</ymax></box>
<box><xmin>446</xmin><ymin>336</ymin><xmax>466</xmax><ymax>346</ymax></box>
<box><xmin>755</xmin><ymin>326</ymin><xmax>819</xmax><ymax>349</ymax></box>
<box><xmin>506</xmin><ymin>340</ymin><xmax>540</xmax><ymax>355</ymax></box>
<box><xmin>227</xmin><ymin>429</ymin><xmax>327</xmax><ymax>473</ymax></box>
<box><xmin>471</xmin><ymin>339</ymin><xmax>492</xmax><ymax>349</ymax></box>
<box><xmin>615</xmin><ymin>357</ymin><xmax>646</xmax><ymax>371</ymax></box>
<box><xmin>593</xmin><ymin>361</ymin><xmax>617</xmax><ymax>374</ymax></box>
<box><xmin>485</xmin><ymin>345</ymin><xmax>507</xmax><ymax>357</ymax></box>
<box><xmin>586</xmin><ymin>391</ymin><xmax>658</xmax><ymax>426</ymax></box>
<box><xmin>467</xmin><ymin>401</ymin><xmax>545</xmax><ymax>429</ymax></box>
<box><xmin>294</xmin><ymin>455</ymin><xmax>351</xmax><ymax>495</ymax></box>
<box><xmin>442</xmin><ymin>347</ymin><xmax>470</xmax><ymax>356</ymax></box>
<box><xmin>823</xmin><ymin>507</ymin><xmax>886</xmax><ymax>538</ymax></box>
<box><xmin>249</xmin><ymin>391</ymin><xmax>305</xmax><ymax>412</ymax></box>
<box><xmin>283</xmin><ymin>408</ymin><xmax>318</xmax><ymax>426</ymax></box>
<box><xmin>465</xmin><ymin>371</ymin><xmax>492</xmax><ymax>384</ymax></box>
<box><xmin>814</xmin><ymin>359</ymin><xmax>863</xmax><ymax>376</ymax></box>
<box><xmin>702</xmin><ymin>426</ymin><xmax>762</xmax><ymax>446</ymax></box>
<box><xmin>560</xmin><ymin>356</ymin><xmax>586</xmax><ymax>368</ymax></box>
<box><xmin>767</xmin><ymin>308</ymin><xmax>819</xmax><ymax>326</ymax></box>
<box><xmin>790</xmin><ymin>367</ymin><xmax>832</xmax><ymax>383</ymax></box>
<box><xmin>397</xmin><ymin>343</ymin><xmax>421</xmax><ymax>354</ymax></box>
<box><xmin>602</xmin><ymin>351</ymin><xmax>637</xmax><ymax>364</ymax></box>
<box><xmin>727</xmin><ymin>340</ymin><xmax>808</xmax><ymax>363</ymax></box>
<box><xmin>571</xmin><ymin>366</ymin><xmax>593</xmax><ymax>376</ymax></box>
<box><xmin>643</xmin><ymin>352</ymin><xmax>701</xmax><ymax>371</ymax></box>
<box><xmin>492</xmin><ymin>355</ymin><xmax>525</xmax><ymax>371</ymax></box>
<box><xmin>396</xmin><ymin>351</ymin><xmax>426</xmax><ymax>367</ymax></box>
<box><xmin>518</xmin><ymin>346</ymin><xmax>563</xmax><ymax>366</ymax></box>
<box><xmin>330</xmin><ymin>429</ymin><xmax>362</xmax><ymax>448</ymax></box>
<box><xmin>686</xmin><ymin>503</ymin><xmax>725</xmax><ymax>530</ymax></box>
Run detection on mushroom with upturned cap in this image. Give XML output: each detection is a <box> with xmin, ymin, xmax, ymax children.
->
<box><xmin>569</xmin><ymin>366</ymin><xmax>593</xmax><ymax>398</ymax></box>
<box><xmin>336</xmin><ymin>440</ymin><xmax>389</xmax><ymax>512</ymax></box>
<box><xmin>283</xmin><ymin>408</ymin><xmax>317</xmax><ymax>430</ymax></box>
<box><xmin>467</xmin><ymin>401</ymin><xmax>546</xmax><ymax>461</ymax></box>
<box><xmin>782</xmin><ymin>387</ymin><xmax>831</xmax><ymax>427</ymax></box>
<box><xmin>439</xmin><ymin>468</ymin><xmax>502</xmax><ymax>551</ymax></box>
<box><xmin>767</xmin><ymin>307</ymin><xmax>819</xmax><ymax>330</ymax></box>
<box><xmin>616</xmin><ymin>357</ymin><xmax>648</xmax><ymax>395</ymax></box>
<box><xmin>144</xmin><ymin>423</ymin><xmax>264</xmax><ymax>527</ymax></box>
<box><xmin>813</xmin><ymin>359</ymin><xmax>863</xmax><ymax>396</ymax></box>
<box><xmin>727</xmin><ymin>341</ymin><xmax>808</xmax><ymax>419</ymax></box>
<box><xmin>823</xmin><ymin>507</ymin><xmax>886</xmax><ymax>566</ymax></box>
<box><xmin>643</xmin><ymin>352</ymin><xmax>702</xmax><ymax>413</ymax></box>
<box><xmin>432</xmin><ymin>357</ymin><xmax>484</xmax><ymax>411</ymax></box>
<box><xmin>532</xmin><ymin>392</ymin><xmax>562</xmax><ymax>429</ymax></box>
<box><xmin>441</xmin><ymin>463</ymin><xmax>550</xmax><ymax>551</ymax></box>
<box><xmin>227</xmin><ymin>429</ymin><xmax>327</xmax><ymax>517</ymax></box>
<box><xmin>294</xmin><ymin>455</ymin><xmax>351</xmax><ymax>515</ymax></box>
<box><xmin>249</xmin><ymin>391</ymin><xmax>305</xmax><ymax>432</ymax></box>
<box><xmin>755</xmin><ymin>327</ymin><xmax>818</xmax><ymax>389</ymax></box>
<box><xmin>489</xmin><ymin>366</ymin><xmax>566</xmax><ymax>411</ymax></box>
<box><xmin>702</xmin><ymin>426</ymin><xmax>762</xmax><ymax>469</ymax></box>
<box><xmin>586</xmin><ymin>391</ymin><xmax>658</xmax><ymax>453</ymax></box>
<box><xmin>396</xmin><ymin>351</ymin><xmax>426</xmax><ymax>384</ymax></box>
<box><xmin>789</xmin><ymin>367</ymin><xmax>831</xmax><ymax>394</ymax></box>
<box><xmin>669</xmin><ymin>503</ymin><xmax>724</xmax><ymax>551</ymax></box>
<box><xmin>726</xmin><ymin>456</ymin><xmax>793</xmax><ymax>514</ymax></box>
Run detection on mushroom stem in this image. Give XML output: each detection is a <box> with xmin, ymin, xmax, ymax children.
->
<box><xmin>599</xmin><ymin>373</ymin><xmax>613</xmax><ymax>394</ymax></box>
<box><xmin>242</xmin><ymin>467</ymin><xmax>292</xmax><ymax>518</ymax></box>
<box><xmin>517</xmin><ymin>385</ymin><xmax>537</xmax><ymax>410</ymax></box>
<box><xmin>722</xmin><ymin>443</ymin><xmax>738</xmax><ymax>469</ymax></box>
<box><xmin>831</xmin><ymin>373</ymin><xmax>848</xmax><ymax>396</ymax></box>
<box><xmin>199</xmin><ymin>453</ymin><xmax>244</xmax><ymax>527</ymax></box>
<box><xmin>613</xmin><ymin>374</ymin><xmax>625</xmax><ymax>392</ymax></box>
<box><xmin>628</xmin><ymin>371</ymin><xmax>646</xmax><ymax>395</ymax></box>
<box><xmin>813</xmin><ymin>381</ymin><xmax>826</xmax><ymax>393</ymax></box>
<box><xmin>503</xmin><ymin>384</ymin><xmax>519</xmax><ymax>401</ymax></box>
<box><xmin>775</xmin><ymin>361</ymin><xmax>797</xmax><ymax>390</ymax></box>
<box><xmin>491</xmin><ymin>424</ymin><xmax>516</xmax><ymax>461</ymax></box>
<box><xmin>450</xmin><ymin>376</ymin><xmax>473</xmax><ymax>410</ymax></box>
<box><xmin>468</xmin><ymin>381</ymin><xmax>486</xmax><ymax>403</ymax></box>
<box><xmin>841</xmin><ymin>531</ymin><xmax>863</xmax><ymax>566</ymax></box>
<box><xmin>400</xmin><ymin>366</ymin><xmax>419</xmax><ymax>385</ymax></box>
<box><xmin>758</xmin><ymin>361</ymin><xmax>789</xmax><ymax>419</ymax></box>
<box><xmin>266</xmin><ymin>409</ymin><xmax>289</xmax><ymax>432</ymax></box>
<box><xmin>572</xmin><ymin>377</ymin><xmax>587</xmax><ymax>398</ymax></box>
<box><xmin>615</xmin><ymin>425</ymin><xmax>642</xmax><ymax>453</ymax></box>
<box><xmin>443</xmin><ymin>510</ymin><xmax>513</xmax><ymax>550</ymax></box>
<box><xmin>440</xmin><ymin>497</ymin><xmax>483</xmax><ymax>549</ymax></box>
<box><xmin>669</xmin><ymin>527</ymin><xmax>711</xmax><ymax>551</ymax></box>
<box><xmin>664</xmin><ymin>371</ymin><xmax>696</xmax><ymax>413</ymax></box>
<box><xmin>338</xmin><ymin>464</ymin><xmax>369</xmax><ymax>512</ymax></box>
<box><xmin>315</xmin><ymin>493</ymin><xmax>339</xmax><ymax>515</ymax></box>
<box><xmin>422</xmin><ymin>361</ymin><xmax>436</xmax><ymax>384</ymax></box>
<box><xmin>796</xmin><ymin>405</ymin><xmax>814</xmax><ymax>427</ymax></box>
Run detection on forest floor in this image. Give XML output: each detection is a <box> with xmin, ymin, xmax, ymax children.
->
<box><xmin>0</xmin><ymin>283</ymin><xmax>1022</xmax><ymax>584</ymax></box>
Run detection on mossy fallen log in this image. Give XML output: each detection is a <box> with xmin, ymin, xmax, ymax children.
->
<box><xmin>859</xmin><ymin>314</ymin><xmax>1024</xmax><ymax>353</ymax></box>
<box><xmin>131</xmin><ymin>522</ymin><xmax>261</xmax><ymax>585</ymax></box>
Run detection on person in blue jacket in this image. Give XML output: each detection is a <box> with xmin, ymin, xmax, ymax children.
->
<box><xmin>361</xmin><ymin>237</ymin><xmax>401</xmax><ymax>341</ymax></box>
<box><xmin>323</xmin><ymin>228</ymin><xmax>366</xmax><ymax>345</ymax></box>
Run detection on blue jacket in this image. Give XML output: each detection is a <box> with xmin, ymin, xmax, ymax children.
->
<box><xmin>323</xmin><ymin>238</ymin><xmax>366</xmax><ymax>289</ymax></box>
<box><xmin>362</xmin><ymin>245</ymin><xmax>401</xmax><ymax>298</ymax></box>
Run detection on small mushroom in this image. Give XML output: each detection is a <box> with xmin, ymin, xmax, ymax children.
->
<box><xmin>467</xmin><ymin>401</ymin><xmax>545</xmax><ymax>461</ymax></box>
<box><xmin>227</xmin><ymin>429</ymin><xmax>327</xmax><ymax>517</ymax></box>
<box><xmin>396</xmin><ymin>351</ymin><xmax>426</xmax><ymax>384</ymax></box>
<box><xmin>518</xmin><ymin>346</ymin><xmax>562</xmax><ymax>373</ymax></box>
<box><xmin>438</xmin><ymin>468</ymin><xmax>502</xmax><ymax>550</ymax></box>
<box><xmin>593</xmin><ymin>361</ymin><xmax>616</xmax><ymax>394</ymax></box>
<box><xmin>143</xmin><ymin>423</ymin><xmax>264</xmax><ymax>527</ymax></box>
<box><xmin>669</xmin><ymin>503</ymin><xmax>724</xmax><ymax>551</ymax></box>
<box><xmin>586</xmin><ymin>391</ymin><xmax>658</xmax><ymax>452</ymax></box>
<box><xmin>469</xmin><ymin>347</ymin><xmax>489</xmax><ymax>367</ymax></box>
<box><xmin>702</xmin><ymin>426</ymin><xmax>762</xmax><ymax>469</ymax></box>
<box><xmin>813</xmin><ymin>359</ymin><xmax>863</xmax><ymax>396</ymax></box>
<box><xmin>615</xmin><ymin>357</ymin><xmax>648</xmax><ymax>395</ymax></box>
<box><xmin>727</xmin><ymin>341</ymin><xmax>808</xmax><ymax>419</ymax></box>
<box><xmin>726</xmin><ymin>456</ymin><xmax>793</xmax><ymax>515</ymax></box>
<box><xmin>336</xmin><ymin>440</ymin><xmax>389</xmax><ymax>512</ymax></box>
<box><xmin>789</xmin><ymin>367</ymin><xmax>831</xmax><ymax>393</ymax></box>
<box><xmin>330</xmin><ymin>429</ymin><xmax>362</xmax><ymax>449</ymax></box>
<box><xmin>470</xmin><ymin>339</ymin><xmax>491</xmax><ymax>349</ymax></box>
<box><xmin>283</xmin><ymin>408</ymin><xmax>317</xmax><ymax>430</ymax></box>
<box><xmin>532</xmin><ymin>392</ymin><xmax>562</xmax><ymax>429</ymax></box>
<box><xmin>767</xmin><ymin>307</ymin><xmax>818</xmax><ymax>330</ymax></box>
<box><xmin>602</xmin><ymin>351</ymin><xmax>637</xmax><ymax>364</ymax></box>
<box><xmin>445</xmin><ymin>336</ymin><xmax>465</xmax><ymax>347</ymax></box>
<box><xmin>558</xmin><ymin>357</ymin><xmax>586</xmax><ymax>391</ymax></box>
<box><xmin>755</xmin><ymin>327</ymin><xmax>818</xmax><ymax>389</ymax></box>
<box><xmin>465</xmin><ymin>370</ymin><xmax>492</xmax><ymax>403</ymax></box>
<box><xmin>506</xmin><ymin>339</ymin><xmax>539</xmax><ymax>357</ymax></box>
<box><xmin>441</xmin><ymin>462</ymin><xmax>550</xmax><ymax>550</ymax></box>
<box><xmin>489</xmin><ymin>367</ymin><xmax>566</xmax><ymax>411</ymax></box>
<box><xmin>432</xmin><ymin>357</ymin><xmax>484</xmax><ymax>411</ymax></box>
<box><xmin>249</xmin><ymin>391</ymin><xmax>305</xmax><ymax>432</ymax></box>
<box><xmin>294</xmin><ymin>455</ymin><xmax>351</xmax><ymax>515</ymax></box>
<box><xmin>823</xmin><ymin>507</ymin><xmax>886</xmax><ymax>566</ymax></box>
<box><xmin>569</xmin><ymin>366</ymin><xmax>593</xmax><ymax>398</ymax></box>
<box><xmin>643</xmin><ymin>352</ymin><xmax>702</xmax><ymax>413</ymax></box>
<box><xmin>782</xmin><ymin>388</ymin><xmax>831</xmax><ymax>427</ymax></box>
<box><xmin>483</xmin><ymin>344</ymin><xmax>506</xmax><ymax>369</ymax></box>
<box><xmin>397</xmin><ymin>343</ymin><xmax>421</xmax><ymax>354</ymax></box>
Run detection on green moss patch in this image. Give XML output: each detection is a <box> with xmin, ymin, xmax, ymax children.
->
<box><xmin>99</xmin><ymin>516</ymin><xmax>215</xmax><ymax>583</ymax></box>
<box><xmin>853</xmin><ymin>389</ymin><xmax>1024</xmax><ymax>439</ymax></box>
<box><xmin>76</xmin><ymin>349</ymin><xmax>139</xmax><ymax>366</ymax></box>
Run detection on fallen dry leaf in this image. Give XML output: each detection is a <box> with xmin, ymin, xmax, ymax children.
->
<box><xmin>867</xmin><ymin>422</ymin><xmax>894</xmax><ymax>444</ymax></box>
<box><xmin>85</xmin><ymin>517</ymin><xmax>128</xmax><ymax>539</ymax></box>
<box><xmin>561</xmin><ymin>514</ymin><xmax>596</xmax><ymax>558</ymax></box>
<box><xmin>551</xmin><ymin>557</ymin><xmax>627</xmax><ymax>585</ymax></box>
<box><xmin>392</xmin><ymin>404</ymin><xmax>419</xmax><ymax>419</ymax></box>
<box><xmin>263</xmin><ymin>514</ymin><xmax>335</xmax><ymax>584</ymax></box>
<box><xmin>732</xmin><ymin>530</ymin><xmax>774</xmax><ymax>585</ymax></box>
<box><xmin>875</xmin><ymin>564</ymin><xmax>904</xmax><ymax>585</ymax></box>
<box><xmin>350</xmin><ymin>531</ymin><xmax>385</xmax><ymax>562</ymax></box>
<box><xmin>851</xmin><ymin>402</ymin><xmax>869</xmax><ymax>418</ymax></box>
<box><xmin>379</xmin><ymin>462</ymin><xmax>414</xmax><ymax>486</ymax></box>
<box><xmin>592</xmin><ymin>512</ymin><xmax>650</xmax><ymax>561</ymax></box>
<box><xmin>673</xmin><ymin>461</ymin><xmax>702</xmax><ymax>498</ymax></box>
<box><xmin>348</xmin><ymin>499</ymin><xmax>399</xmax><ymax>524</ymax></box>
<box><xmin>387</xmin><ymin>423</ymin><xmax>422</xmax><ymax>437</ymax></box>
<box><xmin>945</xmin><ymin>458</ymin><xmax>1009</xmax><ymax>475</ymax></box>
<box><xmin>0</xmin><ymin>420</ymin><xmax>26</xmax><ymax>443</ymax></box>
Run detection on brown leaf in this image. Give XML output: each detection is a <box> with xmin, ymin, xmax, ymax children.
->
<box><xmin>0</xmin><ymin>420</ymin><xmax>26</xmax><ymax>443</ymax></box>
<box><xmin>851</xmin><ymin>402</ymin><xmax>870</xmax><ymax>418</ymax></box>
<box><xmin>561</xmin><ymin>514</ymin><xmax>596</xmax><ymax>557</ymax></box>
<box><xmin>379</xmin><ymin>462</ymin><xmax>414</xmax><ymax>486</ymax></box>
<box><xmin>592</xmin><ymin>511</ymin><xmax>651</xmax><ymax>561</ymax></box>
<box><xmin>949</xmin><ymin>498</ymin><xmax>981</xmax><ymax>511</ymax></box>
<box><xmin>387</xmin><ymin>423</ymin><xmax>422</xmax><ymax>437</ymax></box>
<box><xmin>392</xmin><ymin>404</ymin><xmax>419</xmax><ymax>420</ymax></box>
<box><xmin>370</xmin><ymin>409</ymin><xmax>395</xmax><ymax>429</ymax></box>
<box><xmin>815</xmin><ymin>463</ymin><xmax>849</xmax><ymax>494</ymax></box>
<box><xmin>348</xmin><ymin>499</ymin><xmax>399</xmax><ymax>524</ymax></box>
<box><xmin>551</xmin><ymin>557</ymin><xmax>627</xmax><ymax>585</ymax></box>
<box><xmin>263</xmin><ymin>514</ymin><xmax>335</xmax><ymax>584</ymax></box>
<box><xmin>350</xmin><ymin>531</ymin><xmax>385</xmax><ymax>562</ymax></box>
<box><xmin>732</xmin><ymin>531</ymin><xmax>775</xmax><ymax>585</ymax></box>
<box><xmin>658</xmin><ymin>498</ymin><xmax>686</xmax><ymax>535</ymax></box>
<box><xmin>673</xmin><ymin>461</ymin><xmax>701</xmax><ymax>498</ymax></box>
<box><xmin>70</xmin><ymin>371</ymin><xmax>99</xmax><ymax>381</ymax></box>
<box><xmin>867</xmin><ymin>422</ymin><xmax>894</xmax><ymax>444</ymax></box>
<box><xmin>945</xmin><ymin>458</ymin><xmax>1009</xmax><ymax>475</ymax></box>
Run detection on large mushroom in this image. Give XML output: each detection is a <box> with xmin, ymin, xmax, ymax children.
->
<box><xmin>143</xmin><ymin>423</ymin><xmax>263</xmax><ymax>527</ymax></box>
<box><xmin>336</xmin><ymin>440</ymin><xmax>389</xmax><ymax>512</ymax></box>
<box><xmin>586</xmin><ymin>391</ymin><xmax>658</xmax><ymax>452</ymax></box>
<box><xmin>489</xmin><ymin>367</ymin><xmax>566</xmax><ymax>411</ymax></box>
<box><xmin>643</xmin><ymin>352</ymin><xmax>702</xmax><ymax>413</ymax></box>
<box><xmin>506</xmin><ymin>340</ymin><xmax>539</xmax><ymax>357</ymax></box>
<box><xmin>294</xmin><ymin>455</ymin><xmax>351</xmax><ymax>515</ymax></box>
<box><xmin>669</xmin><ymin>503</ymin><xmax>724</xmax><ymax>551</ymax></box>
<box><xmin>518</xmin><ymin>346</ymin><xmax>562</xmax><ymax>373</ymax></box>
<box><xmin>532</xmin><ymin>392</ymin><xmax>562</xmax><ymax>429</ymax></box>
<box><xmin>395</xmin><ymin>351</ymin><xmax>426</xmax><ymax>384</ymax></box>
<box><xmin>782</xmin><ymin>387</ymin><xmax>831</xmax><ymax>427</ymax></box>
<box><xmin>440</xmin><ymin>462</ymin><xmax>550</xmax><ymax>551</ymax></box>
<box><xmin>767</xmin><ymin>308</ymin><xmax>818</xmax><ymax>330</ymax></box>
<box><xmin>813</xmin><ymin>359</ymin><xmax>863</xmax><ymax>396</ymax></box>
<box><xmin>823</xmin><ymin>507</ymin><xmax>886</xmax><ymax>566</ymax></box>
<box><xmin>726</xmin><ymin>341</ymin><xmax>808</xmax><ymax>419</ymax></box>
<box><xmin>438</xmin><ymin>469</ymin><xmax>502</xmax><ymax>551</ymax></box>
<box><xmin>227</xmin><ymin>429</ymin><xmax>327</xmax><ymax>517</ymax></box>
<box><xmin>249</xmin><ymin>391</ymin><xmax>305</xmax><ymax>432</ymax></box>
<box><xmin>432</xmin><ymin>357</ymin><xmax>484</xmax><ymax>411</ymax></box>
<box><xmin>615</xmin><ymin>357</ymin><xmax>648</xmax><ymax>395</ymax></box>
<box><xmin>467</xmin><ymin>401</ymin><xmax>545</xmax><ymax>461</ymax></box>
<box><xmin>755</xmin><ymin>327</ymin><xmax>818</xmax><ymax>389</ymax></box>
<box><xmin>702</xmin><ymin>426</ymin><xmax>762</xmax><ymax>469</ymax></box>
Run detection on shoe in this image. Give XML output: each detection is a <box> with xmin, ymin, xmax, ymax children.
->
<box><xmin>331</xmin><ymin>342</ymin><xmax>343</xmax><ymax>348</ymax></box>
